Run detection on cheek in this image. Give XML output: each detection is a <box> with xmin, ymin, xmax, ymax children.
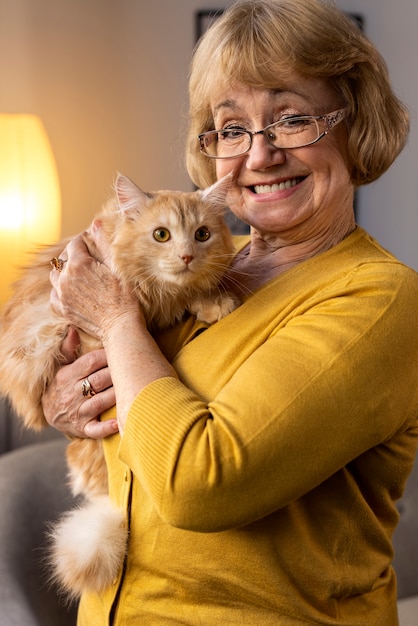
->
<box><xmin>216</xmin><ymin>160</ymin><xmax>230</xmax><ymax>181</ymax></box>
<box><xmin>325</xmin><ymin>129</ymin><xmax>352</xmax><ymax>178</ymax></box>
<box><xmin>216</xmin><ymin>160</ymin><xmax>245</xmax><ymax>210</ymax></box>
<box><xmin>215</xmin><ymin>157</ymin><xmax>243</xmax><ymax>182</ymax></box>
<box><xmin>311</xmin><ymin>139</ymin><xmax>351</xmax><ymax>188</ymax></box>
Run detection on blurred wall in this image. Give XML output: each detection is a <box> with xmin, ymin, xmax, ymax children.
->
<box><xmin>0</xmin><ymin>0</ymin><xmax>417</xmax><ymax>269</ymax></box>
<box><xmin>336</xmin><ymin>0</ymin><xmax>418</xmax><ymax>271</ymax></box>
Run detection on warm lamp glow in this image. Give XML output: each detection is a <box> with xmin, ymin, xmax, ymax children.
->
<box><xmin>0</xmin><ymin>114</ymin><xmax>61</xmax><ymax>307</ymax></box>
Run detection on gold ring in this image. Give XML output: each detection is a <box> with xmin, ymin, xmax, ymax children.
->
<box><xmin>81</xmin><ymin>378</ymin><xmax>96</xmax><ymax>397</ymax></box>
<box><xmin>50</xmin><ymin>257</ymin><xmax>66</xmax><ymax>272</ymax></box>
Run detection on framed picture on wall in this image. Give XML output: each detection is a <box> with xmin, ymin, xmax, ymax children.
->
<box><xmin>196</xmin><ymin>9</ymin><xmax>225</xmax><ymax>40</ymax></box>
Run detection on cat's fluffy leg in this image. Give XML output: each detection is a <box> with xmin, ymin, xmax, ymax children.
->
<box><xmin>49</xmin><ymin>495</ymin><xmax>128</xmax><ymax>600</ymax></box>
<box><xmin>66</xmin><ymin>438</ymin><xmax>109</xmax><ymax>498</ymax></box>
<box><xmin>0</xmin><ymin>314</ymin><xmax>69</xmax><ymax>430</ymax></box>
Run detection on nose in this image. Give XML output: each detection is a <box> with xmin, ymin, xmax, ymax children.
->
<box><xmin>245</xmin><ymin>133</ymin><xmax>286</xmax><ymax>170</ymax></box>
<box><xmin>181</xmin><ymin>255</ymin><xmax>193</xmax><ymax>265</ymax></box>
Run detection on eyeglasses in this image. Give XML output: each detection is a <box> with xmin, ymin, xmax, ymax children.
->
<box><xmin>198</xmin><ymin>108</ymin><xmax>348</xmax><ymax>159</ymax></box>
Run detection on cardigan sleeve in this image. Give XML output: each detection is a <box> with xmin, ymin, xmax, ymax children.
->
<box><xmin>118</xmin><ymin>258</ymin><xmax>418</xmax><ymax>532</ymax></box>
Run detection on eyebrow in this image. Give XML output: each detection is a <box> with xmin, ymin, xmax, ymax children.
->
<box><xmin>213</xmin><ymin>89</ymin><xmax>287</xmax><ymax>115</ymax></box>
<box><xmin>213</xmin><ymin>99</ymin><xmax>237</xmax><ymax>114</ymax></box>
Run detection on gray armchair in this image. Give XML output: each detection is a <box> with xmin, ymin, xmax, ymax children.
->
<box><xmin>0</xmin><ymin>397</ymin><xmax>77</xmax><ymax>626</ymax></box>
<box><xmin>393</xmin><ymin>456</ymin><xmax>418</xmax><ymax>625</ymax></box>
<box><xmin>0</xmin><ymin>395</ymin><xmax>417</xmax><ymax>625</ymax></box>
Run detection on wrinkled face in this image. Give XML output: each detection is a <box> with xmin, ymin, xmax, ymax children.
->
<box><xmin>211</xmin><ymin>76</ymin><xmax>354</xmax><ymax>239</ymax></box>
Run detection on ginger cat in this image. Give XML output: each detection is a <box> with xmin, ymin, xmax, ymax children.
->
<box><xmin>0</xmin><ymin>173</ymin><xmax>239</xmax><ymax>599</ymax></box>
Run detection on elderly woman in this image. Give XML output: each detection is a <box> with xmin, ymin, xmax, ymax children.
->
<box><xmin>45</xmin><ymin>0</ymin><xmax>418</xmax><ymax>624</ymax></box>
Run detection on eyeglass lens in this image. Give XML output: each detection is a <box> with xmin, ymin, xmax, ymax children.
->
<box><xmin>201</xmin><ymin>117</ymin><xmax>324</xmax><ymax>158</ymax></box>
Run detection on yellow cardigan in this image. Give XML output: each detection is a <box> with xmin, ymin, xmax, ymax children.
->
<box><xmin>78</xmin><ymin>227</ymin><xmax>418</xmax><ymax>625</ymax></box>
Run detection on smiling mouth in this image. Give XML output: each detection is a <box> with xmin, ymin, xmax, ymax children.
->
<box><xmin>252</xmin><ymin>177</ymin><xmax>304</xmax><ymax>194</ymax></box>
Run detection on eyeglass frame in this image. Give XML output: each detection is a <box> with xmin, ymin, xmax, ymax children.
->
<box><xmin>198</xmin><ymin>107</ymin><xmax>348</xmax><ymax>159</ymax></box>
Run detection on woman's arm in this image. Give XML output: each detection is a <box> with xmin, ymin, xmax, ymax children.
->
<box><xmin>118</xmin><ymin>262</ymin><xmax>418</xmax><ymax>531</ymax></box>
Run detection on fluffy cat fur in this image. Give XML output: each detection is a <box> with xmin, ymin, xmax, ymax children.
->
<box><xmin>0</xmin><ymin>173</ymin><xmax>238</xmax><ymax>600</ymax></box>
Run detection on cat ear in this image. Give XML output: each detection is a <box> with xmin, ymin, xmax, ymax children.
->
<box><xmin>201</xmin><ymin>172</ymin><xmax>233</xmax><ymax>208</ymax></box>
<box><xmin>114</xmin><ymin>173</ymin><xmax>151</xmax><ymax>213</ymax></box>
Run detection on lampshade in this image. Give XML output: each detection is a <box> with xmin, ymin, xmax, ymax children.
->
<box><xmin>0</xmin><ymin>113</ymin><xmax>61</xmax><ymax>307</ymax></box>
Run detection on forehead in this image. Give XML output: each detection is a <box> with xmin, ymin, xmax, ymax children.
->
<box><xmin>211</xmin><ymin>77</ymin><xmax>339</xmax><ymax>116</ymax></box>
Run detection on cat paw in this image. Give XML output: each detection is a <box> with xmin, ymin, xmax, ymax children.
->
<box><xmin>191</xmin><ymin>293</ymin><xmax>240</xmax><ymax>324</ymax></box>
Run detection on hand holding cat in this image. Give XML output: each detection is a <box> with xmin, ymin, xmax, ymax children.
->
<box><xmin>41</xmin><ymin>326</ymin><xmax>118</xmax><ymax>439</ymax></box>
<box><xmin>48</xmin><ymin>222</ymin><xmax>155</xmax><ymax>437</ymax></box>
<box><xmin>48</xmin><ymin>225</ymin><xmax>143</xmax><ymax>438</ymax></box>
<box><xmin>49</xmin><ymin>229</ymin><xmax>143</xmax><ymax>343</ymax></box>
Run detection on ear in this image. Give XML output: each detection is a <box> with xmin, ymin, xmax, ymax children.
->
<box><xmin>200</xmin><ymin>172</ymin><xmax>233</xmax><ymax>208</ymax></box>
<box><xmin>114</xmin><ymin>173</ymin><xmax>151</xmax><ymax>213</ymax></box>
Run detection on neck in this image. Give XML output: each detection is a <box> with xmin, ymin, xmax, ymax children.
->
<box><xmin>227</xmin><ymin>208</ymin><xmax>356</xmax><ymax>297</ymax></box>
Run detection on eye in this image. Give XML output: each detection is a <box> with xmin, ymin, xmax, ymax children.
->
<box><xmin>195</xmin><ymin>227</ymin><xmax>210</xmax><ymax>242</ymax></box>
<box><xmin>219</xmin><ymin>125</ymin><xmax>248</xmax><ymax>143</ymax></box>
<box><xmin>278</xmin><ymin>115</ymin><xmax>314</xmax><ymax>133</ymax></box>
<box><xmin>153</xmin><ymin>228</ymin><xmax>170</xmax><ymax>242</ymax></box>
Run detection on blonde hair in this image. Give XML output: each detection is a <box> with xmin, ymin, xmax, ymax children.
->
<box><xmin>186</xmin><ymin>0</ymin><xmax>409</xmax><ymax>189</ymax></box>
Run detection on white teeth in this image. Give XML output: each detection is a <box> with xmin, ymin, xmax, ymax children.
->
<box><xmin>254</xmin><ymin>178</ymin><xmax>300</xmax><ymax>194</ymax></box>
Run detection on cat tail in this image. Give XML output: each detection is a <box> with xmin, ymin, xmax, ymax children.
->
<box><xmin>48</xmin><ymin>495</ymin><xmax>128</xmax><ymax>601</ymax></box>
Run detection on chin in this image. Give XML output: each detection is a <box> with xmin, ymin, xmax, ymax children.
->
<box><xmin>167</xmin><ymin>271</ymin><xmax>196</xmax><ymax>287</ymax></box>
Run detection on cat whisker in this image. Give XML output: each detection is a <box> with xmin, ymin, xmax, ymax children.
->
<box><xmin>221</xmin><ymin>275</ymin><xmax>256</xmax><ymax>300</ymax></box>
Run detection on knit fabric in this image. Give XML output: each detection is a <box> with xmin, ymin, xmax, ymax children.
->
<box><xmin>78</xmin><ymin>228</ymin><xmax>418</xmax><ymax>625</ymax></box>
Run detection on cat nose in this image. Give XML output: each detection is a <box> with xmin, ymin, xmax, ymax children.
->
<box><xmin>181</xmin><ymin>255</ymin><xmax>194</xmax><ymax>265</ymax></box>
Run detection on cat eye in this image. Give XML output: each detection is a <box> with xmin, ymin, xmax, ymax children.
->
<box><xmin>153</xmin><ymin>228</ymin><xmax>170</xmax><ymax>242</ymax></box>
<box><xmin>195</xmin><ymin>227</ymin><xmax>210</xmax><ymax>242</ymax></box>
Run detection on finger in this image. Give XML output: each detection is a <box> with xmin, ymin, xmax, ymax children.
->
<box><xmin>59</xmin><ymin>327</ymin><xmax>81</xmax><ymax>364</ymax></box>
<box><xmin>49</xmin><ymin>286</ymin><xmax>61</xmax><ymax>315</ymax></box>
<box><xmin>90</xmin><ymin>220</ymin><xmax>112</xmax><ymax>266</ymax></box>
<box><xmin>65</xmin><ymin>233</ymin><xmax>91</xmax><ymax>263</ymax></box>
<box><xmin>81</xmin><ymin>366</ymin><xmax>113</xmax><ymax>397</ymax></box>
<box><xmin>49</xmin><ymin>265</ymin><xmax>59</xmax><ymax>288</ymax></box>
<box><xmin>49</xmin><ymin>247</ymin><xmax>68</xmax><ymax>278</ymax></box>
<box><xmin>80</xmin><ymin>384</ymin><xmax>116</xmax><ymax>414</ymax></box>
<box><xmin>77</xmin><ymin>349</ymin><xmax>109</xmax><ymax>381</ymax></box>
<box><xmin>83</xmin><ymin>418</ymin><xmax>119</xmax><ymax>439</ymax></box>
<box><xmin>68</xmin><ymin>385</ymin><xmax>116</xmax><ymax>439</ymax></box>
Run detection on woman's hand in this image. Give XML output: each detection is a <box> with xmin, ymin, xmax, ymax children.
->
<box><xmin>48</xmin><ymin>219</ymin><xmax>176</xmax><ymax>437</ymax></box>
<box><xmin>41</xmin><ymin>327</ymin><xmax>118</xmax><ymax>439</ymax></box>
<box><xmin>49</xmin><ymin>226</ymin><xmax>140</xmax><ymax>342</ymax></box>
<box><xmin>46</xmin><ymin>221</ymin><xmax>145</xmax><ymax>437</ymax></box>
